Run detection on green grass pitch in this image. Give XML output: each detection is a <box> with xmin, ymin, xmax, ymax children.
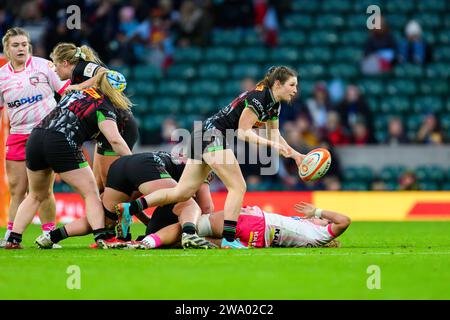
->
<box><xmin>1</xmin><ymin>221</ymin><xmax>450</xmax><ymax>300</ymax></box>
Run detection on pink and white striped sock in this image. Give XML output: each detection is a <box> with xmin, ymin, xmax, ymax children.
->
<box><xmin>142</xmin><ymin>234</ymin><xmax>162</xmax><ymax>249</ymax></box>
<box><xmin>4</xmin><ymin>221</ymin><xmax>13</xmax><ymax>240</ymax></box>
<box><xmin>41</xmin><ymin>222</ymin><xmax>56</xmax><ymax>235</ymax></box>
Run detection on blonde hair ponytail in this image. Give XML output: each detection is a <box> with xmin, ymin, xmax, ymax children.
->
<box><xmin>96</xmin><ymin>70</ymin><xmax>132</xmax><ymax>111</ymax></box>
<box><xmin>50</xmin><ymin>42</ymin><xmax>104</xmax><ymax>66</ymax></box>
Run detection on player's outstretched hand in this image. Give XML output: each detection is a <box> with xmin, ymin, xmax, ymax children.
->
<box><xmin>294</xmin><ymin>201</ymin><xmax>316</xmax><ymax>218</ymax></box>
<box><xmin>272</xmin><ymin>142</ymin><xmax>291</xmax><ymax>158</ymax></box>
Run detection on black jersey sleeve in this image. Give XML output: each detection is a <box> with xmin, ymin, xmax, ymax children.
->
<box><xmin>244</xmin><ymin>89</ymin><xmax>267</xmax><ymax>120</ymax></box>
<box><xmin>96</xmin><ymin>100</ymin><xmax>118</xmax><ymax>123</ymax></box>
<box><xmin>71</xmin><ymin>61</ymin><xmax>102</xmax><ymax>84</ymax></box>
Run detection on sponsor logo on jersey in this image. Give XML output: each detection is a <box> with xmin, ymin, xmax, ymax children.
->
<box><xmin>7</xmin><ymin>94</ymin><xmax>43</xmax><ymax>108</ymax></box>
<box><xmin>252</xmin><ymin>98</ymin><xmax>264</xmax><ymax>113</ymax></box>
<box><xmin>83</xmin><ymin>63</ymin><xmax>98</xmax><ymax>78</ymax></box>
<box><xmin>84</xmin><ymin>87</ymin><xmax>101</xmax><ymax>99</ymax></box>
<box><xmin>248</xmin><ymin>231</ymin><xmax>259</xmax><ymax>248</ymax></box>
<box><xmin>269</xmin><ymin>228</ymin><xmax>281</xmax><ymax>247</ymax></box>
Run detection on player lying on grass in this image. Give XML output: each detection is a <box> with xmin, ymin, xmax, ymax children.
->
<box><xmin>36</xmin><ymin>151</ymin><xmax>217</xmax><ymax>249</ymax></box>
<box><xmin>129</xmin><ymin>201</ymin><xmax>351</xmax><ymax>249</ymax></box>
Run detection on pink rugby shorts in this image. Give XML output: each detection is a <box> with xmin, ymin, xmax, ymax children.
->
<box><xmin>5</xmin><ymin>133</ymin><xmax>30</xmax><ymax>161</ymax></box>
<box><xmin>236</xmin><ymin>206</ymin><xmax>266</xmax><ymax>248</ymax></box>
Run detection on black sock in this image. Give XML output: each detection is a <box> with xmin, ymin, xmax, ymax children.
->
<box><xmin>223</xmin><ymin>220</ymin><xmax>237</xmax><ymax>242</ymax></box>
<box><xmin>49</xmin><ymin>226</ymin><xmax>69</xmax><ymax>244</ymax></box>
<box><xmin>106</xmin><ymin>227</ymin><xmax>116</xmax><ymax>238</ymax></box>
<box><xmin>93</xmin><ymin>228</ymin><xmax>110</xmax><ymax>241</ymax></box>
<box><xmin>129</xmin><ymin>198</ymin><xmax>148</xmax><ymax>215</ymax></box>
<box><xmin>103</xmin><ymin>205</ymin><xmax>118</xmax><ymax>222</ymax></box>
<box><xmin>7</xmin><ymin>232</ymin><xmax>22</xmax><ymax>244</ymax></box>
<box><xmin>182</xmin><ymin>222</ymin><xmax>196</xmax><ymax>235</ymax></box>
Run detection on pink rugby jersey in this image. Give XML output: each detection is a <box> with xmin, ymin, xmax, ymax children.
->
<box><xmin>0</xmin><ymin>56</ymin><xmax>70</xmax><ymax>134</ymax></box>
<box><xmin>264</xmin><ymin>211</ymin><xmax>335</xmax><ymax>248</ymax></box>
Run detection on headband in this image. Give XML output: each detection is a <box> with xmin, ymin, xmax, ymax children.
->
<box><xmin>74</xmin><ymin>47</ymin><xmax>86</xmax><ymax>60</ymax></box>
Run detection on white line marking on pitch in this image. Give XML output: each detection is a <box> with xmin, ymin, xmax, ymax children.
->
<box><xmin>3</xmin><ymin>251</ymin><xmax>450</xmax><ymax>259</ymax></box>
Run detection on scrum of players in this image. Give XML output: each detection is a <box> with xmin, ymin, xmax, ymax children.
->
<box><xmin>1</xmin><ymin>27</ymin><xmax>351</xmax><ymax>250</ymax></box>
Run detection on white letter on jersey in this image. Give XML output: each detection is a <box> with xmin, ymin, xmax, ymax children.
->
<box><xmin>66</xmin><ymin>5</ymin><xmax>81</xmax><ymax>30</ymax></box>
<box><xmin>366</xmin><ymin>265</ymin><xmax>381</xmax><ymax>289</ymax></box>
<box><xmin>66</xmin><ymin>265</ymin><xmax>81</xmax><ymax>290</ymax></box>
<box><xmin>366</xmin><ymin>5</ymin><xmax>381</xmax><ymax>30</ymax></box>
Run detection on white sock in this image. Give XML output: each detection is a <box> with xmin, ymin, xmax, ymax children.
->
<box><xmin>4</xmin><ymin>229</ymin><xmax>11</xmax><ymax>240</ymax></box>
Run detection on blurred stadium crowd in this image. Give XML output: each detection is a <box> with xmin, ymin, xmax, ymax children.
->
<box><xmin>1</xmin><ymin>0</ymin><xmax>449</xmax><ymax>191</ymax></box>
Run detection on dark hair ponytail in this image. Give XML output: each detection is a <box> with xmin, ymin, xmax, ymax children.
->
<box><xmin>256</xmin><ymin>66</ymin><xmax>298</xmax><ymax>88</ymax></box>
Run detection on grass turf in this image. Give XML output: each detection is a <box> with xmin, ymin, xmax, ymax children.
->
<box><xmin>1</xmin><ymin>221</ymin><xmax>450</xmax><ymax>300</ymax></box>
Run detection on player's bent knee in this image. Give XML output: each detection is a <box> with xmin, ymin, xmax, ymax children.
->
<box><xmin>30</xmin><ymin>191</ymin><xmax>52</xmax><ymax>203</ymax></box>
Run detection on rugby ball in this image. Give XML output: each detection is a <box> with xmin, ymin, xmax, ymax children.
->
<box><xmin>298</xmin><ymin>148</ymin><xmax>331</xmax><ymax>182</ymax></box>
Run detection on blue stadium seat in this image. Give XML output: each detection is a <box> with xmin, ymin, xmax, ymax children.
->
<box><xmin>315</xmin><ymin>15</ymin><xmax>345</xmax><ymax>28</ymax></box>
<box><xmin>394</xmin><ymin>64</ymin><xmax>424</xmax><ymax>78</ymax></box>
<box><xmin>278</xmin><ymin>30</ymin><xmax>306</xmax><ymax>46</ymax></box>
<box><xmin>157</xmin><ymin>80</ymin><xmax>188</xmax><ymax>96</ymax></box>
<box><xmin>150</xmin><ymin>97</ymin><xmax>182</xmax><ymax>114</ymax></box>
<box><xmin>231</xmin><ymin>63</ymin><xmax>262</xmax><ymax>79</ymax></box>
<box><xmin>184</xmin><ymin>96</ymin><xmax>217</xmax><ymax>116</ymax></box>
<box><xmin>386</xmin><ymin>79</ymin><xmax>417</xmax><ymax>95</ymax></box>
<box><xmin>308</xmin><ymin>31</ymin><xmax>339</xmax><ymax>46</ymax></box>
<box><xmin>127</xmin><ymin>81</ymin><xmax>156</xmax><ymax>96</ymax></box>
<box><xmin>190</xmin><ymin>80</ymin><xmax>221</xmax><ymax>97</ymax></box>
<box><xmin>223</xmin><ymin>81</ymin><xmax>242</xmax><ymax>96</ymax></box>
<box><xmin>205</xmin><ymin>47</ymin><xmax>236</xmax><ymax>62</ymax></box>
<box><xmin>359</xmin><ymin>79</ymin><xmax>385</xmax><ymax>96</ymax></box>
<box><xmin>132</xmin><ymin>65</ymin><xmax>162</xmax><ymax>80</ymax></box>
<box><xmin>413</xmin><ymin>96</ymin><xmax>443</xmax><ymax>114</ymax></box>
<box><xmin>283</xmin><ymin>14</ymin><xmax>314</xmax><ymax>29</ymax></box>
<box><xmin>340</xmin><ymin>30</ymin><xmax>367</xmax><ymax>45</ymax></box>
<box><xmin>166</xmin><ymin>64</ymin><xmax>197</xmax><ymax>80</ymax></box>
<box><xmin>386</xmin><ymin>0</ymin><xmax>415</xmax><ymax>13</ymax></box>
<box><xmin>270</xmin><ymin>47</ymin><xmax>300</xmax><ymax>64</ymax></box>
<box><xmin>417</xmin><ymin>0</ymin><xmax>446</xmax><ymax>11</ymax></box>
<box><xmin>298</xmin><ymin>64</ymin><xmax>326</xmax><ymax>79</ymax></box>
<box><xmin>380</xmin><ymin>96</ymin><xmax>409</xmax><ymax>114</ymax></box>
<box><xmin>434</xmin><ymin>46</ymin><xmax>450</xmax><ymax>62</ymax></box>
<box><xmin>329</xmin><ymin>63</ymin><xmax>358</xmax><ymax>78</ymax></box>
<box><xmin>378</xmin><ymin>165</ymin><xmax>407</xmax><ymax>183</ymax></box>
<box><xmin>237</xmin><ymin>47</ymin><xmax>269</xmax><ymax>63</ymax></box>
<box><xmin>302</xmin><ymin>47</ymin><xmax>331</xmax><ymax>62</ymax></box>
<box><xmin>198</xmin><ymin>63</ymin><xmax>229</xmax><ymax>80</ymax></box>
<box><xmin>173</xmin><ymin>47</ymin><xmax>203</xmax><ymax>62</ymax></box>
<box><xmin>334</xmin><ymin>47</ymin><xmax>363</xmax><ymax>62</ymax></box>
<box><xmin>211</xmin><ymin>29</ymin><xmax>242</xmax><ymax>46</ymax></box>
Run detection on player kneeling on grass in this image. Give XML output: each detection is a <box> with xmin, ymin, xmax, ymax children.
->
<box><xmin>36</xmin><ymin>152</ymin><xmax>217</xmax><ymax>249</ymax></box>
<box><xmin>130</xmin><ymin>202</ymin><xmax>350</xmax><ymax>249</ymax></box>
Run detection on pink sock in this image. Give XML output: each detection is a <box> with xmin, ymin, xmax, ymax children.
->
<box><xmin>7</xmin><ymin>221</ymin><xmax>14</xmax><ymax>231</ymax></box>
<box><xmin>41</xmin><ymin>222</ymin><xmax>56</xmax><ymax>232</ymax></box>
<box><xmin>143</xmin><ymin>234</ymin><xmax>162</xmax><ymax>248</ymax></box>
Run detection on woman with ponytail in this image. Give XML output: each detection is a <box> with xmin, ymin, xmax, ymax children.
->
<box><xmin>116</xmin><ymin>66</ymin><xmax>306</xmax><ymax>249</ymax></box>
<box><xmin>5</xmin><ymin>71</ymin><xmax>132</xmax><ymax>249</ymax></box>
<box><xmin>50</xmin><ymin>43</ymin><xmax>138</xmax><ymax>193</ymax></box>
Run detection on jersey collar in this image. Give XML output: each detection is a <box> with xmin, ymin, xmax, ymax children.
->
<box><xmin>268</xmin><ymin>87</ymin><xmax>277</xmax><ymax>104</ymax></box>
<box><xmin>8</xmin><ymin>56</ymin><xmax>32</xmax><ymax>73</ymax></box>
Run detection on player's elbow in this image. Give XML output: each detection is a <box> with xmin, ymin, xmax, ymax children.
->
<box><xmin>340</xmin><ymin>215</ymin><xmax>352</xmax><ymax>228</ymax></box>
